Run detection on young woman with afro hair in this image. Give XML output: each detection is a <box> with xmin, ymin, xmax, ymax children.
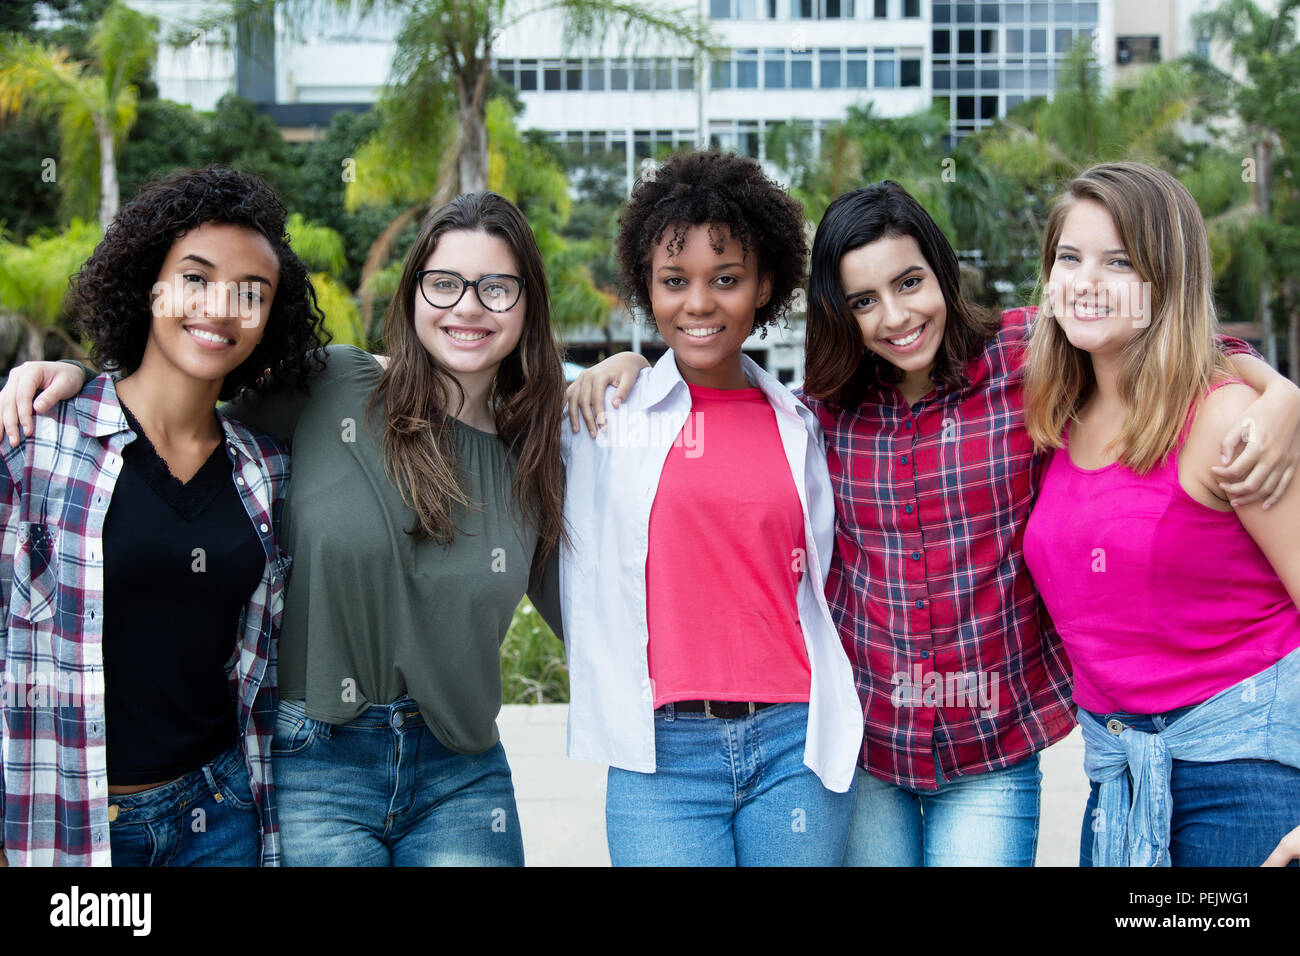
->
<box><xmin>558</xmin><ymin>149</ymin><xmax>862</xmax><ymax>866</ymax></box>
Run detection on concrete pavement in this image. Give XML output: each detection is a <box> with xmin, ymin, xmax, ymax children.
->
<box><xmin>499</xmin><ymin>703</ymin><xmax>1089</xmax><ymax>866</ymax></box>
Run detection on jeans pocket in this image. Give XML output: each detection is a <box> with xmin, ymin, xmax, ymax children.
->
<box><xmin>271</xmin><ymin>699</ymin><xmax>317</xmax><ymax>756</ymax></box>
<box><xmin>214</xmin><ymin>758</ymin><xmax>256</xmax><ymax>811</ymax></box>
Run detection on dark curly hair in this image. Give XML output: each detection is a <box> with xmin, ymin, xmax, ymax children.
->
<box><xmin>615</xmin><ymin>150</ymin><xmax>807</xmax><ymax>335</ymax></box>
<box><xmin>69</xmin><ymin>166</ymin><xmax>329</xmax><ymax>400</ymax></box>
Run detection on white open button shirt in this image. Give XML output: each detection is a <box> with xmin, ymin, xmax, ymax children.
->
<box><xmin>558</xmin><ymin>350</ymin><xmax>863</xmax><ymax>792</ymax></box>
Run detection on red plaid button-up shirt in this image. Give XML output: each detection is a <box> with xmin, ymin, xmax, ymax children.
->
<box><xmin>1</xmin><ymin>374</ymin><xmax>291</xmax><ymax>865</ymax></box>
<box><xmin>802</xmin><ymin>307</ymin><xmax>1255</xmax><ymax>790</ymax></box>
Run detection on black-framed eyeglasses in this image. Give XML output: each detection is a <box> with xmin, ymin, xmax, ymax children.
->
<box><xmin>416</xmin><ymin>269</ymin><xmax>525</xmax><ymax>313</ymax></box>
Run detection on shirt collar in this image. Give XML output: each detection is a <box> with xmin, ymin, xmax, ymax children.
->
<box><xmin>639</xmin><ymin>349</ymin><xmax>816</xmax><ymax>428</ymax></box>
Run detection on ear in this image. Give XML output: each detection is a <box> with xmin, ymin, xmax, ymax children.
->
<box><xmin>757</xmin><ymin>272</ymin><xmax>773</xmax><ymax>309</ymax></box>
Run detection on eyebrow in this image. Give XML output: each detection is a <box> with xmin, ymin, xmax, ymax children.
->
<box><xmin>179</xmin><ymin>254</ymin><xmax>275</xmax><ymax>288</ymax></box>
<box><xmin>1056</xmin><ymin>243</ymin><xmax>1128</xmax><ymax>256</ymax></box>
<box><xmin>843</xmin><ymin>264</ymin><xmax>924</xmax><ymax>301</ymax></box>
<box><xmin>658</xmin><ymin>261</ymin><xmax>746</xmax><ymax>273</ymax></box>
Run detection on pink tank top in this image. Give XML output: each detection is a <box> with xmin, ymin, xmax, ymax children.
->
<box><xmin>1023</xmin><ymin>381</ymin><xmax>1300</xmax><ymax>714</ymax></box>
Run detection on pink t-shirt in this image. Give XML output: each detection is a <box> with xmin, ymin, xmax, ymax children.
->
<box><xmin>645</xmin><ymin>383</ymin><xmax>811</xmax><ymax>708</ymax></box>
<box><xmin>1023</xmin><ymin>385</ymin><xmax>1300</xmax><ymax>714</ymax></box>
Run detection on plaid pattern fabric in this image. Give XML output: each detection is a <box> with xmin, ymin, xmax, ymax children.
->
<box><xmin>802</xmin><ymin>308</ymin><xmax>1076</xmax><ymax>790</ymax></box>
<box><xmin>803</xmin><ymin>308</ymin><xmax>1260</xmax><ymax>791</ymax></box>
<box><xmin>1</xmin><ymin>374</ymin><xmax>290</xmax><ymax>865</ymax></box>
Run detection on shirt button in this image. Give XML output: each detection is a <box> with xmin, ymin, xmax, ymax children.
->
<box><xmin>1106</xmin><ymin>718</ymin><xmax>1125</xmax><ymax>736</ymax></box>
<box><xmin>911</xmin><ymin>551</ymin><xmax>921</xmax><ymax>561</ymax></box>
<box><xmin>904</xmin><ymin>421</ymin><xmax>912</xmax><ymax>430</ymax></box>
<box><xmin>260</xmin><ymin>523</ymin><xmax>269</xmax><ymax>533</ymax></box>
<box><xmin>914</xmin><ymin>599</ymin><xmax>924</xmax><ymax>608</ymax></box>
<box><xmin>904</xmin><ymin>504</ymin><xmax>913</xmax><ymax>514</ymax></box>
<box><xmin>900</xmin><ymin>455</ymin><xmax>908</xmax><ymax>465</ymax></box>
<box><xmin>920</xmin><ymin>650</ymin><xmax>930</xmax><ymax>659</ymax></box>
<box><xmin>237</xmin><ymin>477</ymin><xmax>245</xmax><ymax>486</ymax></box>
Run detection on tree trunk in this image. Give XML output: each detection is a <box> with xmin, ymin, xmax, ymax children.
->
<box><xmin>95</xmin><ymin>117</ymin><xmax>118</xmax><ymax>232</ymax></box>
<box><xmin>454</xmin><ymin>61</ymin><xmax>491</xmax><ymax>196</ymax></box>
<box><xmin>357</xmin><ymin>202</ymin><xmax>426</xmax><ymax>341</ymax></box>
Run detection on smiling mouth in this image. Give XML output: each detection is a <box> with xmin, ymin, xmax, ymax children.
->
<box><xmin>1072</xmin><ymin>304</ymin><xmax>1112</xmax><ymax>317</ymax></box>
<box><xmin>444</xmin><ymin>328</ymin><xmax>492</xmax><ymax>341</ymax></box>
<box><xmin>185</xmin><ymin>327</ymin><xmax>235</xmax><ymax>346</ymax></box>
<box><xmin>884</xmin><ymin>322</ymin><xmax>926</xmax><ymax>348</ymax></box>
<box><xmin>681</xmin><ymin>326</ymin><xmax>723</xmax><ymax>338</ymax></box>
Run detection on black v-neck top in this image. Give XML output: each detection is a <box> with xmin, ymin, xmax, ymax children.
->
<box><xmin>101</xmin><ymin>405</ymin><xmax>265</xmax><ymax>784</ymax></box>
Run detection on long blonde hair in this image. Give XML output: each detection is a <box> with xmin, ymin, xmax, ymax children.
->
<box><xmin>1024</xmin><ymin>161</ymin><xmax>1233</xmax><ymax>473</ymax></box>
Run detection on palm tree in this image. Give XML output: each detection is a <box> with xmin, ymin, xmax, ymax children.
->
<box><xmin>0</xmin><ymin>1</ymin><xmax>157</xmax><ymax>231</ymax></box>
<box><xmin>1195</xmin><ymin>0</ymin><xmax>1300</xmax><ymax>377</ymax></box>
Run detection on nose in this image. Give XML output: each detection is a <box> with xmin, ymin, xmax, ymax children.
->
<box><xmin>452</xmin><ymin>282</ymin><xmax>486</xmax><ymax>319</ymax></box>
<box><xmin>684</xmin><ymin>281</ymin><xmax>714</xmax><ymax>315</ymax></box>
<box><xmin>205</xmin><ymin>279</ymin><xmax>238</xmax><ymax>319</ymax></box>
<box><xmin>881</xmin><ymin>298</ymin><xmax>910</xmax><ymax>332</ymax></box>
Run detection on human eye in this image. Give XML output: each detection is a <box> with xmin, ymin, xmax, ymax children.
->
<box><xmin>183</xmin><ymin>272</ymin><xmax>206</xmax><ymax>285</ymax></box>
<box><xmin>662</xmin><ymin>275</ymin><xmax>686</xmax><ymax>288</ymax></box>
<box><xmin>714</xmin><ymin>274</ymin><xmax>739</xmax><ymax>288</ymax></box>
<box><xmin>431</xmin><ymin>275</ymin><xmax>461</xmax><ymax>292</ymax></box>
<box><xmin>1055</xmin><ymin>251</ymin><xmax>1078</xmax><ymax>264</ymax></box>
<box><xmin>900</xmin><ymin>275</ymin><xmax>922</xmax><ymax>291</ymax></box>
<box><xmin>481</xmin><ymin>278</ymin><xmax>511</xmax><ymax>297</ymax></box>
<box><xmin>850</xmin><ymin>294</ymin><xmax>876</xmax><ymax>310</ymax></box>
<box><xmin>1109</xmin><ymin>257</ymin><xmax>1132</xmax><ymax>269</ymax></box>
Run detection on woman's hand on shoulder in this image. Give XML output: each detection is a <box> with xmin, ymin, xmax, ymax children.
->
<box><xmin>1212</xmin><ymin>374</ymin><xmax>1300</xmax><ymax>510</ymax></box>
<box><xmin>564</xmin><ymin>352</ymin><xmax>650</xmax><ymax>438</ymax></box>
<box><xmin>0</xmin><ymin>361</ymin><xmax>86</xmax><ymax>447</ymax></box>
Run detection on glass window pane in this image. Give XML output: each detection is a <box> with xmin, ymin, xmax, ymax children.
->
<box><xmin>711</xmin><ymin>0</ymin><xmax>731</xmax><ymax>17</ymax></box>
<box><xmin>957</xmin><ymin>68</ymin><xmax>974</xmax><ymax>89</ymax></box>
<box><xmin>1055</xmin><ymin>28</ymin><xmax>1074</xmax><ymax>54</ymax></box>
<box><xmin>764</xmin><ymin>49</ymin><xmax>787</xmax><ymax>89</ymax></box>
<box><xmin>904</xmin><ymin>0</ymin><xmax>920</xmax><ymax>15</ymax></box>
<box><xmin>610</xmin><ymin>61</ymin><xmax>628</xmax><ymax>90</ymax></box>
<box><xmin>959</xmin><ymin>29</ymin><xmax>975</xmax><ymax>53</ymax></box>
<box><xmin>980</xmin><ymin>2</ymin><xmax>1000</xmax><ymax>22</ymax></box>
<box><xmin>957</xmin><ymin>95</ymin><xmax>975</xmax><ymax>119</ymax></box>
<box><xmin>655</xmin><ymin>58</ymin><xmax>673</xmax><ymax>89</ymax></box>
<box><xmin>956</xmin><ymin>2</ymin><xmax>975</xmax><ymax>23</ymax></box>
<box><xmin>544</xmin><ymin>61</ymin><xmax>562</xmax><ymax>91</ymax></box>
<box><xmin>981</xmin><ymin>29</ymin><xmax>997</xmax><ymax>53</ymax></box>
<box><xmin>1031</xmin><ymin>1</ymin><xmax>1050</xmax><ymax>23</ymax></box>
<box><xmin>901</xmin><ymin>59</ymin><xmax>921</xmax><ymax>86</ymax></box>
<box><xmin>934</xmin><ymin>68</ymin><xmax>951</xmax><ymax>88</ymax></box>
<box><xmin>1030</xmin><ymin>28</ymin><xmax>1047</xmax><ymax>53</ymax></box>
<box><xmin>846</xmin><ymin>56</ymin><xmax>867</xmax><ymax>87</ymax></box>
<box><xmin>875</xmin><ymin>58</ymin><xmax>896</xmax><ymax>88</ymax></box>
<box><xmin>678</xmin><ymin>59</ymin><xmax>694</xmax><ymax>89</ymax></box>
<box><xmin>586</xmin><ymin>60</ymin><xmax>605</xmax><ymax>90</ymax></box>
<box><xmin>633</xmin><ymin>57</ymin><xmax>652</xmax><ymax>90</ymax></box>
<box><xmin>933</xmin><ymin>30</ymin><xmax>951</xmax><ymax>54</ymax></box>
<box><xmin>979</xmin><ymin>69</ymin><xmax>999</xmax><ymax>88</ymax></box>
<box><xmin>1007</xmin><ymin>30</ymin><xmax>1025</xmax><ymax>53</ymax></box>
<box><xmin>518</xmin><ymin>60</ymin><xmax>537</xmax><ymax>91</ymax></box>
<box><xmin>1078</xmin><ymin>2</ymin><xmax>1098</xmax><ymax>22</ymax></box>
<box><xmin>820</xmin><ymin>51</ymin><xmax>842</xmax><ymax>87</ymax></box>
<box><xmin>980</xmin><ymin>95</ymin><xmax>998</xmax><ymax>119</ymax></box>
<box><xmin>566</xmin><ymin>59</ymin><xmax>583</xmax><ymax>90</ymax></box>
<box><xmin>1005</xmin><ymin>2</ymin><xmax>1025</xmax><ymax>21</ymax></box>
<box><xmin>737</xmin><ymin>51</ymin><xmax>759</xmax><ymax>88</ymax></box>
<box><xmin>792</xmin><ymin>55</ymin><xmax>813</xmax><ymax>88</ymax></box>
<box><xmin>933</xmin><ymin>1</ymin><xmax>951</xmax><ymax>22</ymax></box>
<box><xmin>711</xmin><ymin>59</ymin><xmax>731</xmax><ymax>89</ymax></box>
<box><xmin>874</xmin><ymin>0</ymin><xmax>888</xmax><ymax>16</ymax></box>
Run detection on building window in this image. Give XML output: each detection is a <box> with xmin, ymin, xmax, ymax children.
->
<box><xmin>1055</xmin><ymin>28</ymin><xmax>1075</xmax><ymax>54</ymax></box>
<box><xmin>791</xmin><ymin>50</ymin><xmax>814</xmax><ymax>88</ymax></box>
<box><xmin>543</xmin><ymin>59</ymin><xmax>562</xmax><ymax>91</ymax></box>
<box><xmin>875</xmin><ymin>50</ymin><xmax>896</xmax><ymax>88</ymax></box>
<box><xmin>736</xmin><ymin>49</ymin><xmax>759</xmax><ymax>88</ymax></box>
<box><xmin>934</xmin><ymin>30</ymin><xmax>951</xmax><ymax>54</ymax></box>
<box><xmin>633</xmin><ymin>57</ymin><xmax>652</xmax><ymax>90</ymax></box>
<box><xmin>901</xmin><ymin>57</ymin><xmax>921</xmax><ymax>87</ymax></box>
<box><xmin>874</xmin><ymin>0</ymin><xmax>888</xmax><ymax>17</ymax></box>
<box><xmin>933</xmin><ymin>1</ymin><xmax>950</xmax><ymax>22</ymax></box>
<box><xmin>711</xmin><ymin>58</ymin><xmax>731</xmax><ymax>89</ymax></box>
<box><xmin>678</xmin><ymin>58</ymin><xmax>695</xmax><ymax>89</ymax></box>
<box><xmin>611</xmin><ymin>59</ymin><xmax>628</xmax><ymax>90</ymax></box>
<box><xmin>903</xmin><ymin>0</ymin><xmax>920</xmax><ymax>16</ymax></box>
<box><xmin>796</xmin><ymin>0</ymin><xmax>856</xmax><ymax>15</ymax></box>
<box><xmin>846</xmin><ymin>48</ymin><xmax>868</xmax><ymax>87</ymax></box>
<box><xmin>980</xmin><ymin>2</ymin><xmax>1000</xmax><ymax>22</ymax></box>
<box><xmin>518</xmin><ymin>59</ymin><xmax>537</xmax><ymax>91</ymax></box>
<box><xmin>764</xmin><ymin>48</ymin><xmax>787</xmax><ymax>88</ymax></box>
<box><xmin>981</xmin><ymin>29</ymin><xmax>997</xmax><ymax>54</ymax></box>
<box><xmin>565</xmin><ymin>59</ymin><xmax>583</xmax><ymax>90</ymax></box>
<box><xmin>1030</xmin><ymin>28</ymin><xmax>1047</xmax><ymax>54</ymax></box>
<box><xmin>1117</xmin><ymin>35</ymin><xmax>1161</xmax><ymax>65</ymax></box>
<box><xmin>586</xmin><ymin>60</ymin><xmax>606</xmax><ymax>91</ymax></box>
<box><xmin>820</xmin><ymin>49</ymin><xmax>842</xmax><ymax>87</ymax></box>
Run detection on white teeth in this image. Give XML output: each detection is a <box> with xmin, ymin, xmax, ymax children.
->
<box><xmin>682</xmin><ymin>327</ymin><xmax>722</xmax><ymax>337</ymax></box>
<box><xmin>446</xmin><ymin>329</ymin><xmax>489</xmax><ymax>341</ymax></box>
<box><xmin>887</xmin><ymin>325</ymin><xmax>923</xmax><ymax>347</ymax></box>
<box><xmin>1075</xmin><ymin>306</ymin><xmax>1110</xmax><ymax>316</ymax></box>
<box><xmin>187</xmin><ymin>328</ymin><xmax>233</xmax><ymax>345</ymax></box>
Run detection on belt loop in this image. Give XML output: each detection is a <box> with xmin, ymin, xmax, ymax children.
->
<box><xmin>703</xmin><ymin>700</ymin><xmax>712</xmax><ymax>719</ymax></box>
<box><xmin>664</xmin><ymin>702</ymin><xmax>676</xmax><ymax>723</ymax></box>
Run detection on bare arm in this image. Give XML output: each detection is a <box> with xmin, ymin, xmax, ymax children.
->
<box><xmin>1217</xmin><ymin>352</ymin><xmax>1300</xmax><ymax>509</ymax></box>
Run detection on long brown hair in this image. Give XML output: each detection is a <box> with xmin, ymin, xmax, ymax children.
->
<box><xmin>1024</xmin><ymin>162</ymin><xmax>1232</xmax><ymax>472</ymax></box>
<box><xmin>803</xmin><ymin>182</ymin><xmax>999</xmax><ymax>412</ymax></box>
<box><xmin>369</xmin><ymin>192</ymin><xmax>567</xmax><ymax>570</ymax></box>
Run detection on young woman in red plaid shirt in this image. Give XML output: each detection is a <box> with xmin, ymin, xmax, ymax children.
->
<box><xmin>568</xmin><ymin>180</ymin><xmax>1300</xmax><ymax>866</ymax></box>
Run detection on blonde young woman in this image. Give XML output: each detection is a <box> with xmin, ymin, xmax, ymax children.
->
<box><xmin>1022</xmin><ymin>162</ymin><xmax>1300</xmax><ymax>867</ymax></box>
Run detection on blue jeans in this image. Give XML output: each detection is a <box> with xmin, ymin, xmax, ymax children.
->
<box><xmin>107</xmin><ymin>742</ymin><xmax>261</xmax><ymax>866</ymax></box>
<box><xmin>272</xmin><ymin>697</ymin><xmax>524</xmax><ymax>866</ymax></box>
<box><xmin>604</xmin><ymin>702</ymin><xmax>855</xmax><ymax>866</ymax></box>
<box><xmin>1079</xmin><ymin>707</ymin><xmax>1300</xmax><ymax>867</ymax></box>
<box><xmin>844</xmin><ymin>753</ymin><xmax>1042</xmax><ymax>866</ymax></box>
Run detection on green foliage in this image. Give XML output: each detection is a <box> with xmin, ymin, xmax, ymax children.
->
<box><xmin>0</xmin><ymin>219</ymin><xmax>101</xmax><ymax>327</ymax></box>
<box><xmin>311</xmin><ymin>272</ymin><xmax>366</xmax><ymax>347</ymax></box>
<box><xmin>500</xmin><ymin>596</ymin><xmax>568</xmax><ymax>705</ymax></box>
<box><xmin>287</xmin><ymin>212</ymin><xmax>346</xmax><ymax>273</ymax></box>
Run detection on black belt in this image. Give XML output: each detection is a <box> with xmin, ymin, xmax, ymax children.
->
<box><xmin>659</xmin><ymin>700</ymin><xmax>778</xmax><ymax>719</ymax></box>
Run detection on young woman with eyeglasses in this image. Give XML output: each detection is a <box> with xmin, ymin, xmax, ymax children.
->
<box><xmin>0</xmin><ymin>191</ymin><xmax>568</xmax><ymax>866</ymax></box>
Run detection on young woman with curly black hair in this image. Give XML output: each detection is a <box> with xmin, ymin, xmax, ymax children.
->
<box><xmin>558</xmin><ymin>149</ymin><xmax>862</xmax><ymax>866</ymax></box>
<box><xmin>5</xmin><ymin>190</ymin><xmax>569</xmax><ymax>867</ymax></box>
<box><xmin>0</xmin><ymin>166</ymin><xmax>326</xmax><ymax>866</ymax></box>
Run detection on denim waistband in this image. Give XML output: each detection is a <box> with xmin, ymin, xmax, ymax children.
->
<box><xmin>107</xmin><ymin>741</ymin><xmax>244</xmax><ymax>814</ymax></box>
<box><xmin>310</xmin><ymin>695</ymin><xmax>425</xmax><ymax>731</ymax></box>
<box><xmin>1082</xmin><ymin>701</ymin><xmax>1200</xmax><ymax>735</ymax></box>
